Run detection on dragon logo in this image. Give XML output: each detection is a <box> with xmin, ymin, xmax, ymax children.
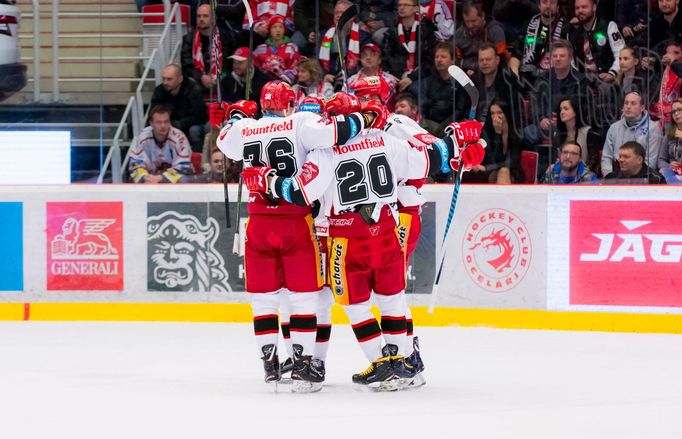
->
<box><xmin>462</xmin><ymin>209</ymin><xmax>531</xmax><ymax>293</ymax></box>
<box><xmin>147</xmin><ymin>211</ymin><xmax>232</xmax><ymax>292</ymax></box>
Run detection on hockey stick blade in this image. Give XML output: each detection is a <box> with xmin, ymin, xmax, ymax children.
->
<box><xmin>337</xmin><ymin>4</ymin><xmax>359</xmax><ymax>31</ymax></box>
<box><xmin>241</xmin><ymin>0</ymin><xmax>254</xmax><ymax>26</ymax></box>
<box><xmin>447</xmin><ymin>65</ymin><xmax>479</xmax><ymax>120</ymax></box>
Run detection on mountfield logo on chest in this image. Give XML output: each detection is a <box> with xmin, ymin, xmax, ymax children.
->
<box><xmin>240</xmin><ymin>120</ymin><xmax>293</xmax><ymax>137</ymax></box>
<box><xmin>462</xmin><ymin>208</ymin><xmax>532</xmax><ymax>292</ymax></box>
<box><xmin>47</xmin><ymin>202</ymin><xmax>123</xmax><ymax>290</ymax></box>
<box><xmin>570</xmin><ymin>200</ymin><xmax>682</xmax><ymax>307</ymax></box>
<box><xmin>333</xmin><ymin>136</ymin><xmax>384</xmax><ymax>154</ymax></box>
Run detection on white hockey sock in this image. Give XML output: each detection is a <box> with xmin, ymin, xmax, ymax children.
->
<box><xmin>344</xmin><ymin>301</ymin><xmax>383</xmax><ymax>362</ymax></box>
<box><xmin>250</xmin><ymin>291</ymin><xmax>283</xmax><ymax>356</ymax></box>
<box><xmin>405</xmin><ymin>306</ymin><xmax>415</xmax><ymax>357</ymax></box>
<box><xmin>287</xmin><ymin>291</ymin><xmax>318</xmax><ymax>357</ymax></box>
<box><xmin>314</xmin><ymin>286</ymin><xmax>333</xmax><ymax>361</ymax></box>
<box><xmin>279</xmin><ymin>290</ymin><xmax>293</xmax><ymax>358</ymax></box>
<box><xmin>374</xmin><ymin>292</ymin><xmax>408</xmax><ymax>356</ymax></box>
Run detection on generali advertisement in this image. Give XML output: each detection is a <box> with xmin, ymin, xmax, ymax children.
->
<box><xmin>46</xmin><ymin>202</ymin><xmax>124</xmax><ymax>291</ymax></box>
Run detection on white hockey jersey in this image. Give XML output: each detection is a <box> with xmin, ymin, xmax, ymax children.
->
<box><xmin>128</xmin><ymin>125</ymin><xmax>193</xmax><ymax>183</ymax></box>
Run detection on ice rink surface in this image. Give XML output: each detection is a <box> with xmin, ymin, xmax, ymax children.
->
<box><xmin>1</xmin><ymin>321</ymin><xmax>680</xmax><ymax>439</ymax></box>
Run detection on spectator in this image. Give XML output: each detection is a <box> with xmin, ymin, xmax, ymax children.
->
<box><xmin>221</xmin><ymin>47</ymin><xmax>270</xmax><ymax>107</ymax></box>
<box><xmin>416</xmin><ymin>41</ymin><xmax>470</xmax><ymax>126</ymax></box>
<box><xmin>648</xmin><ymin>0</ymin><xmax>682</xmax><ymax>53</ymax></box>
<box><xmin>293</xmin><ymin>0</ymin><xmax>335</xmax><ymax>55</ymax></box>
<box><xmin>194</xmin><ymin>148</ymin><xmax>235</xmax><ymax>183</ymax></box>
<box><xmin>419</xmin><ymin>0</ymin><xmax>454</xmax><ymax>41</ymax></box>
<box><xmin>651</xmin><ymin>40</ymin><xmax>682</xmax><ymax>132</ymax></box>
<box><xmin>543</xmin><ymin>141</ymin><xmax>598</xmax><ymax>183</ymax></box>
<box><xmin>243</xmin><ymin>0</ymin><xmax>295</xmax><ymax>42</ymax></box>
<box><xmin>604</xmin><ymin>141</ymin><xmax>665</xmax><ymax>183</ymax></box>
<box><xmin>214</xmin><ymin>0</ymin><xmax>248</xmax><ymax>57</ymax></box>
<box><xmin>492</xmin><ymin>0</ymin><xmax>539</xmax><ymax>44</ymax></box>
<box><xmin>614</xmin><ymin>47</ymin><xmax>658</xmax><ymax>100</ymax></box>
<box><xmin>293</xmin><ymin>58</ymin><xmax>334</xmax><ymax>104</ymax></box>
<box><xmin>319</xmin><ymin>0</ymin><xmax>372</xmax><ymax>88</ymax></box>
<box><xmin>454</xmin><ymin>1</ymin><xmax>506</xmax><ymax>75</ymax></box>
<box><xmin>357</xmin><ymin>0</ymin><xmax>397</xmax><ymax>42</ymax></box>
<box><xmin>614</xmin><ymin>0</ymin><xmax>647</xmax><ymax>47</ymax></box>
<box><xmin>129</xmin><ymin>105</ymin><xmax>194</xmax><ymax>184</ymax></box>
<box><xmin>658</xmin><ymin>97</ymin><xmax>682</xmax><ymax>184</ymax></box>
<box><xmin>253</xmin><ymin>15</ymin><xmax>301</xmax><ymax>84</ymax></box>
<box><xmin>601</xmin><ymin>91</ymin><xmax>664</xmax><ymax>175</ymax></box>
<box><xmin>378</xmin><ymin>0</ymin><xmax>438</xmax><ymax>93</ymax></box>
<box><xmin>509</xmin><ymin>0</ymin><xmax>569</xmax><ymax>80</ymax></box>
<box><xmin>472</xmin><ymin>99</ymin><xmax>524</xmax><ymax>183</ymax></box>
<box><xmin>568</xmin><ymin>0</ymin><xmax>625</xmax><ymax>83</ymax></box>
<box><xmin>180</xmin><ymin>4</ymin><xmax>219</xmax><ymax>96</ymax></box>
<box><xmin>472</xmin><ymin>43</ymin><xmax>523</xmax><ymax>129</ymax></box>
<box><xmin>347</xmin><ymin>44</ymin><xmax>398</xmax><ymax>106</ymax></box>
<box><xmin>552</xmin><ymin>97</ymin><xmax>603</xmax><ymax>175</ymax></box>
<box><xmin>151</xmin><ymin>64</ymin><xmax>208</xmax><ymax>152</ymax></box>
<box><xmin>393</xmin><ymin>92</ymin><xmax>441</xmax><ymax>134</ymax></box>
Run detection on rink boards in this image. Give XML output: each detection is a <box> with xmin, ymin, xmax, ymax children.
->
<box><xmin>0</xmin><ymin>184</ymin><xmax>680</xmax><ymax>333</ymax></box>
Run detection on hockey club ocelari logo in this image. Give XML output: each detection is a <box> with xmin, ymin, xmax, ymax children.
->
<box><xmin>47</xmin><ymin>202</ymin><xmax>124</xmax><ymax>291</ymax></box>
<box><xmin>462</xmin><ymin>208</ymin><xmax>532</xmax><ymax>292</ymax></box>
<box><xmin>147</xmin><ymin>211</ymin><xmax>232</xmax><ymax>292</ymax></box>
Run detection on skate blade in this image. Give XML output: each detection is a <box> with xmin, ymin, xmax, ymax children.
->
<box><xmin>398</xmin><ymin>373</ymin><xmax>426</xmax><ymax>390</ymax></box>
<box><xmin>352</xmin><ymin>378</ymin><xmax>400</xmax><ymax>393</ymax></box>
<box><xmin>291</xmin><ymin>380</ymin><xmax>323</xmax><ymax>394</ymax></box>
<box><xmin>267</xmin><ymin>380</ymin><xmax>280</xmax><ymax>393</ymax></box>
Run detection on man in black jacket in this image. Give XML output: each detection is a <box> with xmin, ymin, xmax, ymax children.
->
<box><xmin>151</xmin><ymin>64</ymin><xmax>207</xmax><ymax>152</ymax></box>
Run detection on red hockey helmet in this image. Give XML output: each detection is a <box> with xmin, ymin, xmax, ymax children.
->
<box><xmin>349</xmin><ymin>76</ymin><xmax>390</xmax><ymax>103</ymax></box>
<box><xmin>324</xmin><ymin>92</ymin><xmax>361</xmax><ymax>116</ymax></box>
<box><xmin>298</xmin><ymin>95</ymin><xmax>325</xmax><ymax>113</ymax></box>
<box><xmin>260</xmin><ymin>81</ymin><xmax>296</xmax><ymax>112</ymax></box>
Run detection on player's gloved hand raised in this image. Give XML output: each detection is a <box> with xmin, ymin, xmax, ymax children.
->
<box><xmin>228</xmin><ymin>100</ymin><xmax>258</xmax><ymax>120</ymax></box>
<box><xmin>242</xmin><ymin>166</ymin><xmax>275</xmax><ymax>193</ymax></box>
<box><xmin>450</xmin><ymin>139</ymin><xmax>487</xmax><ymax>172</ymax></box>
<box><xmin>362</xmin><ymin>100</ymin><xmax>389</xmax><ymax>129</ymax></box>
<box><xmin>445</xmin><ymin>120</ymin><xmax>483</xmax><ymax>146</ymax></box>
<box><xmin>209</xmin><ymin>102</ymin><xmax>229</xmax><ymax>128</ymax></box>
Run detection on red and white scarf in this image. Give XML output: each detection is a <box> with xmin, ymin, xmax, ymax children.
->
<box><xmin>192</xmin><ymin>29</ymin><xmax>222</xmax><ymax>76</ymax></box>
<box><xmin>319</xmin><ymin>21</ymin><xmax>360</xmax><ymax>72</ymax></box>
<box><xmin>419</xmin><ymin>0</ymin><xmax>437</xmax><ymax>21</ymax></box>
<box><xmin>398</xmin><ymin>16</ymin><xmax>419</xmax><ymax>72</ymax></box>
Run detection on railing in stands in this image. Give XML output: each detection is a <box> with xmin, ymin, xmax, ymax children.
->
<box><xmin>97</xmin><ymin>0</ymin><xmax>184</xmax><ymax>184</ymax></box>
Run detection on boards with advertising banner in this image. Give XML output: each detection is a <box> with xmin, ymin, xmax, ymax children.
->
<box><xmin>0</xmin><ymin>202</ymin><xmax>23</xmax><ymax>291</ymax></box>
<box><xmin>46</xmin><ymin>202</ymin><xmax>124</xmax><ymax>291</ymax></box>
<box><xmin>548</xmin><ymin>192</ymin><xmax>682</xmax><ymax>313</ymax></box>
<box><xmin>419</xmin><ymin>187</ymin><xmax>547</xmax><ymax>309</ymax></box>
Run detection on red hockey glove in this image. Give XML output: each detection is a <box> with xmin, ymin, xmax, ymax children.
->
<box><xmin>228</xmin><ymin>100</ymin><xmax>258</xmax><ymax>120</ymax></box>
<box><xmin>362</xmin><ymin>100</ymin><xmax>389</xmax><ymax>129</ymax></box>
<box><xmin>450</xmin><ymin>139</ymin><xmax>487</xmax><ymax>172</ymax></box>
<box><xmin>242</xmin><ymin>166</ymin><xmax>275</xmax><ymax>193</ymax></box>
<box><xmin>209</xmin><ymin>102</ymin><xmax>229</xmax><ymax>128</ymax></box>
<box><xmin>445</xmin><ymin>120</ymin><xmax>483</xmax><ymax>146</ymax></box>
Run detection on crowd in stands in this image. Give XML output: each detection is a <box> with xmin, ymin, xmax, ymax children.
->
<box><xmin>129</xmin><ymin>0</ymin><xmax>682</xmax><ymax>185</ymax></box>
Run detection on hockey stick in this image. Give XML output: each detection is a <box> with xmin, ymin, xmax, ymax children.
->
<box><xmin>233</xmin><ymin>0</ymin><xmax>255</xmax><ymax>255</ymax></box>
<box><xmin>428</xmin><ymin>65</ymin><xmax>479</xmax><ymax>313</ymax></box>
<box><xmin>334</xmin><ymin>3</ymin><xmax>359</xmax><ymax>91</ymax></box>
<box><xmin>210</xmin><ymin>0</ymin><xmax>231</xmax><ymax>229</ymax></box>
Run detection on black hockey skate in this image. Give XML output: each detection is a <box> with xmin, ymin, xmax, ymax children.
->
<box><xmin>402</xmin><ymin>337</ymin><xmax>426</xmax><ymax>389</ymax></box>
<box><xmin>352</xmin><ymin>345</ymin><xmax>399</xmax><ymax>392</ymax></box>
<box><xmin>290</xmin><ymin>344</ymin><xmax>324</xmax><ymax>393</ymax></box>
<box><xmin>261</xmin><ymin>344</ymin><xmax>281</xmax><ymax>385</ymax></box>
<box><xmin>279</xmin><ymin>357</ymin><xmax>294</xmax><ymax>383</ymax></box>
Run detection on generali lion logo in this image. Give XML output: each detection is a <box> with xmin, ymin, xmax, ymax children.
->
<box><xmin>462</xmin><ymin>208</ymin><xmax>531</xmax><ymax>292</ymax></box>
<box><xmin>51</xmin><ymin>218</ymin><xmax>118</xmax><ymax>259</ymax></box>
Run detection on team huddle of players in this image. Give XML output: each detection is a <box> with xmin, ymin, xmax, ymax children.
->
<box><xmin>209</xmin><ymin>76</ymin><xmax>485</xmax><ymax>393</ymax></box>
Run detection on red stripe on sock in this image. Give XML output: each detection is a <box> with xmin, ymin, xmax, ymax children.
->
<box><xmin>254</xmin><ymin>329</ymin><xmax>279</xmax><ymax>336</ymax></box>
<box><xmin>352</xmin><ymin>318</ymin><xmax>377</xmax><ymax>329</ymax></box>
<box><xmin>356</xmin><ymin>332</ymin><xmax>382</xmax><ymax>343</ymax></box>
<box><xmin>381</xmin><ymin>315</ymin><xmax>406</xmax><ymax>321</ymax></box>
<box><xmin>254</xmin><ymin>314</ymin><xmax>278</xmax><ymax>321</ymax></box>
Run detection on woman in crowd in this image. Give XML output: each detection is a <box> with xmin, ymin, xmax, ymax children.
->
<box><xmin>658</xmin><ymin>97</ymin><xmax>682</xmax><ymax>184</ymax></box>
<box><xmin>293</xmin><ymin>58</ymin><xmax>334</xmax><ymax>105</ymax></box>
<box><xmin>552</xmin><ymin>97</ymin><xmax>603</xmax><ymax>176</ymax></box>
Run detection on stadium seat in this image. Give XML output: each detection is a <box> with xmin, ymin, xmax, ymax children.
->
<box><xmin>520</xmin><ymin>150</ymin><xmax>538</xmax><ymax>184</ymax></box>
<box><xmin>191</xmin><ymin>152</ymin><xmax>202</xmax><ymax>175</ymax></box>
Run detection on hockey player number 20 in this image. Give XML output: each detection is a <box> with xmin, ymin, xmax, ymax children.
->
<box><xmin>243</xmin><ymin>138</ymin><xmax>298</xmax><ymax>177</ymax></box>
<box><xmin>335</xmin><ymin>153</ymin><xmax>394</xmax><ymax>205</ymax></box>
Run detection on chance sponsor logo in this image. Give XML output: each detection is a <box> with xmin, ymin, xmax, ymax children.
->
<box><xmin>462</xmin><ymin>208</ymin><xmax>532</xmax><ymax>292</ymax></box>
<box><xmin>570</xmin><ymin>200</ymin><xmax>682</xmax><ymax>307</ymax></box>
<box><xmin>47</xmin><ymin>202</ymin><xmax>123</xmax><ymax>290</ymax></box>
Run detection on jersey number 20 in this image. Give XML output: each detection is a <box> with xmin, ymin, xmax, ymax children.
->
<box><xmin>335</xmin><ymin>153</ymin><xmax>394</xmax><ymax>205</ymax></box>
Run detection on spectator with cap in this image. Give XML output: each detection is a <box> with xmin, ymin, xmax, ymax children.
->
<box><xmin>180</xmin><ymin>4</ymin><xmax>220</xmax><ymax>96</ymax></box>
<box><xmin>242</xmin><ymin>0</ymin><xmax>295</xmax><ymax>43</ymax></box>
<box><xmin>604</xmin><ymin>141</ymin><xmax>665</xmax><ymax>183</ymax></box>
<box><xmin>221</xmin><ymin>47</ymin><xmax>270</xmax><ymax>107</ymax></box>
<box><xmin>543</xmin><ymin>141</ymin><xmax>598</xmax><ymax>183</ymax></box>
<box><xmin>150</xmin><ymin>64</ymin><xmax>207</xmax><ymax>153</ymax></box>
<box><xmin>253</xmin><ymin>15</ymin><xmax>301</xmax><ymax>84</ymax></box>
<box><xmin>347</xmin><ymin>43</ymin><xmax>398</xmax><ymax>106</ymax></box>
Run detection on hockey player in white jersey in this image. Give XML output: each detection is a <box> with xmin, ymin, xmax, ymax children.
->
<box><xmin>241</xmin><ymin>92</ymin><xmax>485</xmax><ymax>389</ymax></box>
<box><xmin>211</xmin><ymin>81</ymin><xmax>378</xmax><ymax>392</ymax></box>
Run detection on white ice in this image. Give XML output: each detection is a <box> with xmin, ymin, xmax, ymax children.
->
<box><xmin>0</xmin><ymin>322</ymin><xmax>680</xmax><ymax>439</ymax></box>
